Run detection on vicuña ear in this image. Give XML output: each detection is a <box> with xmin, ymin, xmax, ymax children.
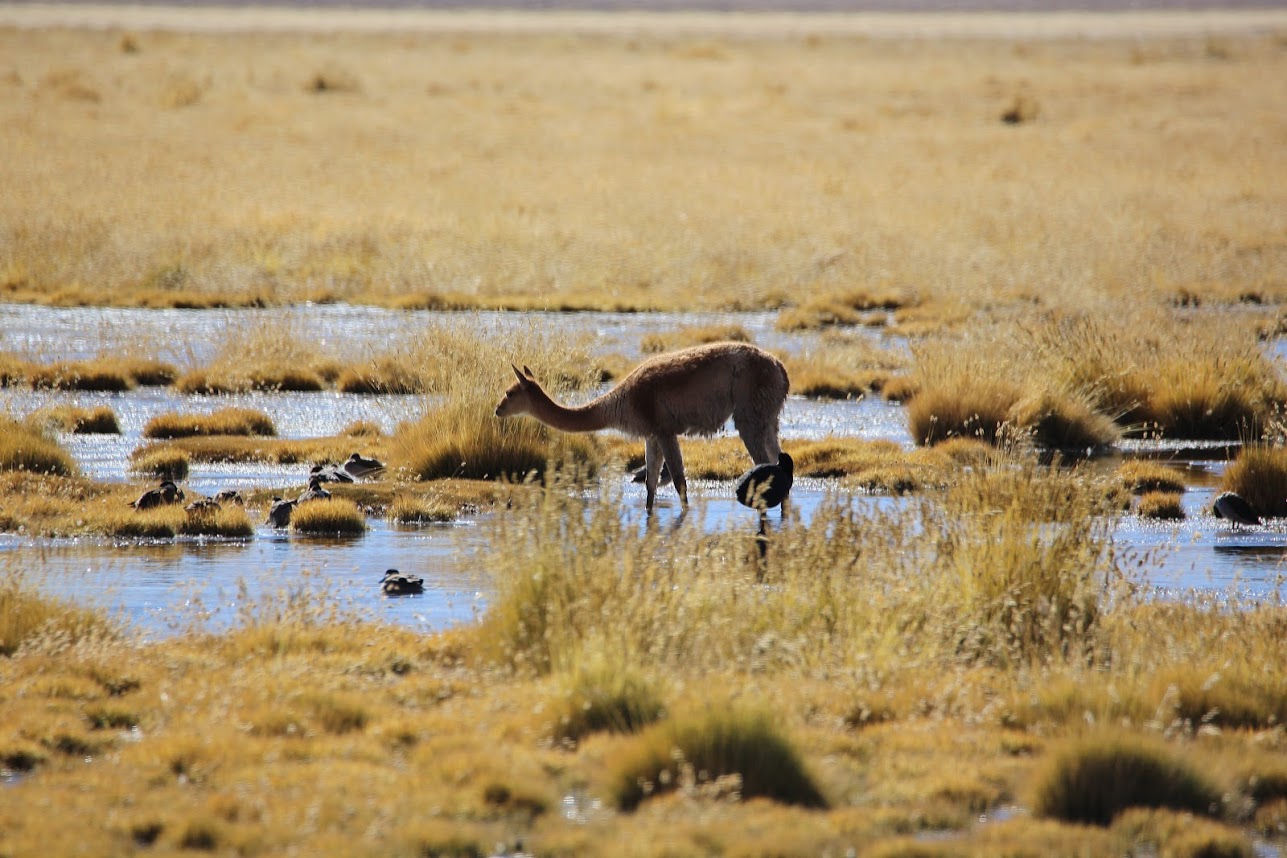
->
<box><xmin>522</xmin><ymin>365</ymin><xmax>535</xmax><ymax>379</ymax></box>
<box><xmin>512</xmin><ymin>364</ymin><xmax>526</xmax><ymax>383</ymax></box>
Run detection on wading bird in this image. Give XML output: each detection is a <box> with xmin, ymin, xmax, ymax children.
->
<box><xmin>735</xmin><ymin>452</ymin><xmax>794</xmax><ymax>512</ymax></box>
<box><xmin>1212</xmin><ymin>491</ymin><xmax>1261</xmax><ymax>526</ymax></box>
<box><xmin>495</xmin><ymin>342</ymin><xmax>789</xmax><ymax>511</ymax></box>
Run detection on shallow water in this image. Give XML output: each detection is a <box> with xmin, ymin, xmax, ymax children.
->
<box><xmin>3</xmin><ymin>303</ymin><xmax>1286</xmax><ymax>637</ymax></box>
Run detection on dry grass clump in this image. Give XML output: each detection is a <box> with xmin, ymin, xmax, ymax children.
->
<box><xmin>132</xmin><ymin>435</ymin><xmax>368</xmax><ymax>467</ymax></box>
<box><xmin>550</xmin><ymin>659</ymin><xmax>666</xmax><ymax>745</ymax></box>
<box><xmin>782</xmin><ymin>332</ymin><xmax>907</xmax><ymax>401</ymax></box>
<box><xmin>639</xmin><ymin>324</ymin><xmax>752</xmax><ymax>354</ymax></box>
<box><xmin>1031</xmin><ymin>732</ymin><xmax>1223</xmax><ymax>826</ymax></box>
<box><xmin>289</xmin><ymin>498</ymin><xmax>367</xmax><ymax>535</ymax></box>
<box><xmin>394</xmin><ymin>323</ymin><xmax>602</xmax><ymax>482</ymax></box>
<box><xmin>1114</xmin><ymin>809</ymin><xmax>1254</xmax><ymax>858</ymax></box>
<box><xmin>0</xmin><ymin>417</ymin><xmax>77</xmax><ymax>476</ymax></box>
<box><xmin>142</xmin><ymin>407</ymin><xmax>276</xmax><ymax>439</ymax></box>
<box><xmin>387</xmin><ymin>494</ymin><xmax>456</xmax><ymax>524</ymax></box>
<box><xmin>1</xmin><ymin>570</ymin><xmax>120</xmax><ymax>656</ymax></box>
<box><xmin>1220</xmin><ymin>445</ymin><xmax>1287</xmax><ymax>519</ymax></box>
<box><xmin>128</xmin><ymin>447</ymin><xmax>190</xmax><ymax>481</ymax></box>
<box><xmin>1136</xmin><ymin>491</ymin><xmax>1185</xmax><ymax>520</ymax></box>
<box><xmin>26</xmin><ymin>361</ymin><xmax>131</xmax><ymax>392</ymax></box>
<box><xmin>1116</xmin><ymin>460</ymin><xmax>1189</xmax><ymax>495</ymax></box>
<box><xmin>607</xmin><ymin>705</ymin><xmax>826</xmax><ymax>811</ymax></box>
<box><xmin>774</xmin><ymin>286</ymin><xmax>911</xmax><ymax>332</ymax></box>
<box><xmin>177</xmin><ymin>504</ymin><xmax>254</xmax><ymax>538</ymax></box>
<box><xmin>335</xmin><ymin>357</ymin><xmax>426</xmax><ymax>395</ymax></box>
<box><xmin>26</xmin><ymin>404</ymin><xmax>120</xmax><ymax>434</ymax></box>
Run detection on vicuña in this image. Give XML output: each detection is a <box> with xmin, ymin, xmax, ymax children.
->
<box><xmin>495</xmin><ymin>342</ymin><xmax>790</xmax><ymax>511</ymax></box>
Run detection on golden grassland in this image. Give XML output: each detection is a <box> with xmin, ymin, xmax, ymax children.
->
<box><xmin>2</xmin><ymin>465</ymin><xmax>1287</xmax><ymax>855</ymax></box>
<box><xmin>0</xmin><ymin>25</ymin><xmax>1283</xmax><ymax>316</ymax></box>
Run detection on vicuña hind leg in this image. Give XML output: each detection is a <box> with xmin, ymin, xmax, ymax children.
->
<box><xmin>644</xmin><ymin>436</ymin><xmax>665</xmax><ymax>511</ymax></box>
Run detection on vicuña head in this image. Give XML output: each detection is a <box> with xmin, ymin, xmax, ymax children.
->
<box><xmin>495</xmin><ymin>342</ymin><xmax>790</xmax><ymax>511</ymax></box>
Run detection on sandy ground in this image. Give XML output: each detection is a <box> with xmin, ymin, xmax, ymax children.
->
<box><xmin>1</xmin><ymin>2</ymin><xmax>1286</xmax><ymax>38</ymax></box>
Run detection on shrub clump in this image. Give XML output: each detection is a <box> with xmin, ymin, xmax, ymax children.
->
<box><xmin>608</xmin><ymin>705</ymin><xmax>826</xmax><ymax>811</ymax></box>
<box><xmin>143</xmin><ymin>408</ymin><xmax>276</xmax><ymax>439</ymax></box>
<box><xmin>1031</xmin><ymin>733</ymin><xmax>1222</xmax><ymax>826</ymax></box>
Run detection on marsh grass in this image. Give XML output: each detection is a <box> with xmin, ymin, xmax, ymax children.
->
<box><xmin>1137</xmin><ymin>491</ymin><xmax>1185</xmax><ymax>520</ymax></box>
<box><xmin>142</xmin><ymin>407</ymin><xmax>276</xmax><ymax>439</ymax></box>
<box><xmin>132</xmin><ymin>436</ymin><xmax>361</xmax><ymax>467</ymax></box>
<box><xmin>0</xmin><ymin>417</ymin><xmax>77</xmax><ymax>476</ymax></box>
<box><xmin>782</xmin><ymin>332</ymin><xmax>908</xmax><ymax>401</ymax></box>
<box><xmin>774</xmin><ymin>286</ymin><xmax>911</xmax><ymax>332</ymax></box>
<box><xmin>1031</xmin><ymin>733</ymin><xmax>1223</xmax><ymax>826</ymax></box>
<box><xmin>387</xmin><ymin>494</ymin><xmax>457</xmax><ymax>524</ymax></box>
<box><xmin>27</xmin><ymin>361</ymin><xmax>132</xmax><ymax>392</ymax></box>
<box><xmin>550</xmin><ymin>659</ymin><xmax>666</xmax><ymax>745</ymax></box>
<box><xmin>27</xmin><ymin>404</ymin><xmax>120</xmax><ymax>434</ymax></box>
<box><xmin>1221</xmin><ymin>446</ymin><xmax>1287</xmax><ymax>519</ymax></box>
<box><xmin>1117</xmin><ymin>461</ymin><xmax>1189</xmax><ymax>495</ymax></box>
<box><xmin>177</xmin><ymin>504</ymin><xmax>254</xmax><ymax>538</ymax></box>
<box><xmin>607</xmin><ymin>705</ymin><xmax>826</xmax><ymax>811</ymax></box>
<box><xmin>289</xmin><ymin>498</ymin><xmax>367</xmax><ymax>535</ymax></box>
<box><xmin>1</xmin><ymin>570</ymin><xmax>120</xmax><ymax>656</ymax></box>
<box><xmin>128</xmin><ymin>447</ymin><xmax>190</xmax><ymax>480</ymax></box>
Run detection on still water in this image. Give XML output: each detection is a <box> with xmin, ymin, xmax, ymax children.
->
<box><xmin>2</xmin><ymin>304</ymin><xmax>1284</xmax><ymax>639</ymax></box>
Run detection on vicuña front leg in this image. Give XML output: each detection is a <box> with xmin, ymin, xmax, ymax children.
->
<box><xmin>644</xmin><ymin>436</ymin><xmax>665</xmax><ymax>512</ymax></box>
<box><xmin>656</xmin><ymin>435</ymin><xmax>688</xmax><ymax>507</ymax></box>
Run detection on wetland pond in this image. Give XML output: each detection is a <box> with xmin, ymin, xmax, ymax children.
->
<box><xmin>1</xmin><ymin>303</ymin><xmax>1284</xmax><ymax>638</ymax></box>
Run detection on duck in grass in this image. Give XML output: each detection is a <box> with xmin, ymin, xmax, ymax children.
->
<box><xmin>131</xmin><ymin>480</ymin><xmax>185</xmax><ymax>510</ymax></box>
<box><xmin>381</xmin><ymin>569</ymin><xmax>424</xmax><ymax>596</ymax></box>
<box><xmin>1212</xmin><ymin>491</ymin><xmax>1261</xmax><ymax>527</ymax></box>
<box><xmin>310</xmin><ymin>463</ymin><xmax>354</xmax><ymax>484</ymax></box>
<box><xmin>296</xmin><ymin>476</ymin><xmax>331</xmax><ymax>504</ymax></box>
<box><xmin>265</xmin><ymin>497</ymin><xmax>297</xmax><ymax>528</ymax></box>
<box><xmin>342</xmin><ymin>453</ymin><xmax>385</xmax><ymax>480</ymax></box>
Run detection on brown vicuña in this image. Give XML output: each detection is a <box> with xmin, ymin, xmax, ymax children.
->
<box><xmin>495</xmin><ymin>342</ymin><xmax>790</xmax><ymax>510</ymax></box>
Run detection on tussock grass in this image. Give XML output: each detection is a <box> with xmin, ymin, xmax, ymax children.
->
<box><xmin>394</xmin><ymin>322</ymin><xmax>602</xmax><ymax>482</ymax></box>
<box><xmin>128</xmin><ymin>447</ymin><xmax>190</xmax><ymax>481</ymax></box>
<box><xmin>551</xmin><ymin>658</ymin><xmax>665</xmax><ymax>745</ymax></box>
<box><xmin>1137</xmin><ymin>491</ymin><xmax>1185</xmax><ymax>520</ymax></box>
<box><xmin>607</xmin><ymin>705</ymin><xmax>826</xmax><ymax>811</ymax></box>
<box><xmin>132</xmin><ymin>436</ymin><xmax>362</xmax><ymax>467</ymax></box>
<box><xmin>1031</xmin><ymin>732</ymin><xmax>1223</xmax><ymax>826</ymax></box>
<box><xmin>1114</xmin><ymin>809</ymin><xmax>1254</xmax><ymax>858</ymax></box>
<box><xmin>177</xmin><ymin>504</ymin><xmax>254</xmax><ymax>538</ymax></box>
<box><xmin>142</xmin><ymin>407</ymin><xmax>276</xmax><ymax>439</ymax></box>
<box><xmin>1221</xmin><ymin>446</ymin><xmax>1287</xmax><ymax>519</ymax></box>
<box><xmin>774</xmin><ymin>286</ymin><xmax>911</xmax><ymax>332</ymax></box>
<box><xmin>1117</xmin><ymin>461</ymin><xmax>1189</xmax><ymax>495</ymax></box>
<box><xmin>0</xmin><ymin>418</ymin><xmax>77</xmax><ymax>476</ymax></box>
<box><xmin>27</xmin><ymin>404</ymin><xmax>120</xmax><ymax>434</ymax></box>
<box><xmin>289</xmin><ymin>498</ymin><xmax>367</xmax><ymax>535</ymax></box>
<box><xmin>782</xmin><ymin>332</ymin><xmax>907</xmax><ymax>401</ymax></box>
<box><xmin>27</xmin><ymin>361</ymin><xmax>132</xmax><ymax>392</ymax></box>
<box><xmin>387</xmin><ymin>494</ymin><xmax>457</xmax><ymax>524</ymax></box>
<box><xmin>1</xmin><ymin>570</ymin><xmax>119</xmax><ymax>656</ymax></box>
<box><xmin>335</xmin><ymin>357</ymin><xmax>425</xmax><ymax>395</ymax></box>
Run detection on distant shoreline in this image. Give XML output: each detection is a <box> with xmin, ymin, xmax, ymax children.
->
<box><xmin>3</xmin><ymin>2</ymin><xmax>1286</xmax><ymax>37</ymax></box>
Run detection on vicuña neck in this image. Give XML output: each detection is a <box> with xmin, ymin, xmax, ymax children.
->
<box><xmin>529</xmin><ymin>387</ymin><xmax>614</xmax><ymax>433</ymax></box>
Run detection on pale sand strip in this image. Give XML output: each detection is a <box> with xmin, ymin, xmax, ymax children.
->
<box><xmin>1</xmin><ymin>3</ymin><xmax>1286</xmax><ymax>39</ymax></box>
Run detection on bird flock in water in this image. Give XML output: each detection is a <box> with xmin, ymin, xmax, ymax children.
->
<box><xmin>128</xmin><ymin>447</ymin><xmax>1264</xmax><ymax>597</ymax></box>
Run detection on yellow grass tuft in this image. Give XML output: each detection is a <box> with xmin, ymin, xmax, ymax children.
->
<box><xmin>1136</xmin><ymin>491</ymin><xmax>1185</xmax><ymax>520</ymax></box>
<box><xmin>289</xmin><ymin>498</ymin><xmax>367</xmax><ymax>535</ymax></box>
<box><xmin>0</xmin><ymin>418</ymin><xmax>77</xmax><ymax>476</ymax></box>
<box><xmin>387</xmin><ymin>494</ymin><xmax>457</xmax><ymax>524</ymax></box>
<box><xmin>128</xmin><ymin>447</ymin><xmax>190</xmax><ymax>481</ymax></box>
<box><xmin>0</xmin><ymin>570</ymin><xmax>120</xmax><ymax>656</ymax></box>
<box><xmin>142</xmin><ymin>407</ymin><xmax>276</xmax><ymax>439</ymax></box>
<box><xmin>177</xmin><ymin>504</ymin><xmax>254</xmax><ymax>538</ymax></box>
<box><xmin>607</xmin><ymin>704</ymin><xmax>827</xmax><ymax>811</ymax></box>
<box><xmin>27</xmin><ymin>404</ymin><xmax>120</xmax><ymax>434</ymax></box>
<box><xmin>1221</xmin><ymin>445</ymin><xmax>1287</xmax><ymax>519</ymax></box>
<box><xmin>1116</xmin><ymin>460</ymin><xmax>1189</xmax><ymax>495</ymax></box>
<box><xmin>550</xmin><ymin>658</ymin><xmax>666</xmax><ymax>745</ymax></box>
